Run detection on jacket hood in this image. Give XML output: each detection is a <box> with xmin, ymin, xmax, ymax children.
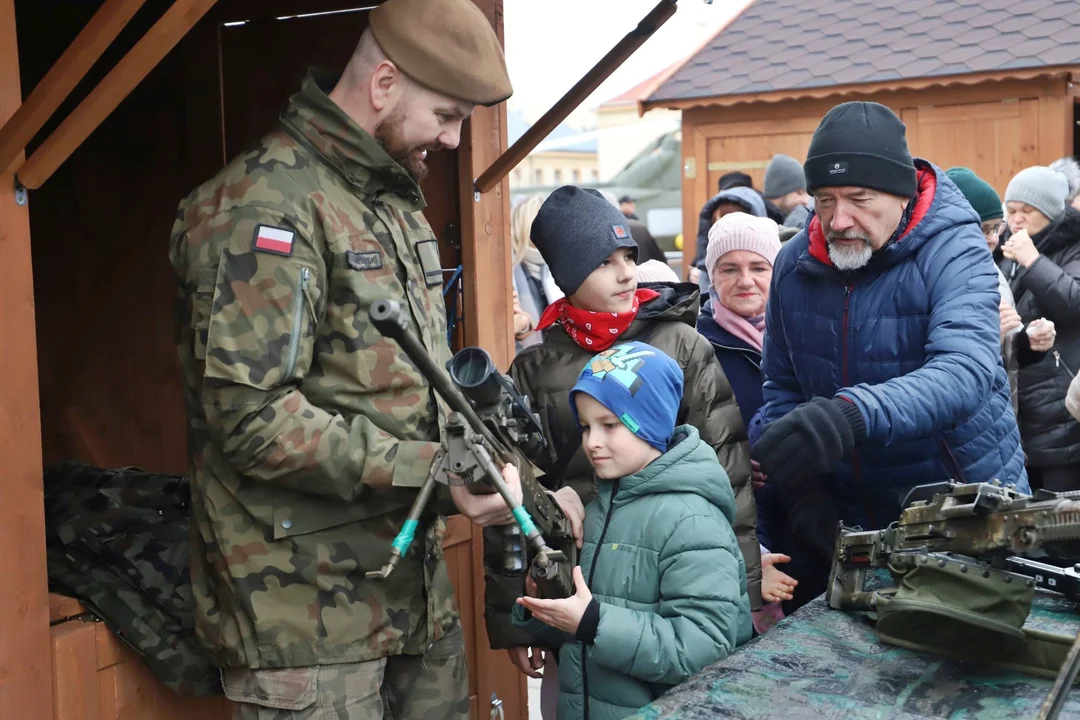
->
<box><xmin>633</xmin><ymin>282</ymin><xmax>700</xmax><ymax>328</ymax></box>
<box><xmin>614</xmin><ymin>426</ymin><xmax>737</xmax><ymax>524</ymax></box>
<box><xmin>699</xmin><ymin>187</ymin><xmax>767</xmax><ymax>221</ymax></box>
<box><xmin>802</xmin><ymin>161</ymin><xmax>979</xmax><ymax>276</ymax></box>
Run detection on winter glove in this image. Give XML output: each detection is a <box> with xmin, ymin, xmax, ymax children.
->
<box><xmin>784</xmin><ymin>475</ymin><xmax>841</xmax><ymax>562</ymax></box>
<box><xmin>751</xmin><ymin>397</ymin><xmax>866</xmax><ymax>495</ymax></box>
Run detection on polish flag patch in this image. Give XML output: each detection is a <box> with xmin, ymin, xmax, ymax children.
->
<box><xmin>253</xmin><ymin>225</ymin><xmax>295</xmax><ymax>256</ymax></box>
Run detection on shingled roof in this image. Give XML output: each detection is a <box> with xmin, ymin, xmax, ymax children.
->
<box><xmin>646</xmin><ymin>0</ymin><xmax>1080</xmax><ymax>107</ymax></box>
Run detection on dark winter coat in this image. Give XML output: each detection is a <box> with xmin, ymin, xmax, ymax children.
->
<box><xmin>1001</xmin><ymin>207</ymin><xmax>1080</xmax><ymax>467</ymax></box>
<box><xmin>762</xmin><ymin>162</ymin><xmax>1029</xmax><ymax>532</ymax></box>
<box><xmin>511</xmin><ymin>283</ymin><xmax>761</xmax><ymax>607</ymax></box>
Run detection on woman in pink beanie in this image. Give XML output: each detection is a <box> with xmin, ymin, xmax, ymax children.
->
<box><xmin>696</xmin><ymin>212</ymin><xmax>793</xmax><ymax>632</ymax></box>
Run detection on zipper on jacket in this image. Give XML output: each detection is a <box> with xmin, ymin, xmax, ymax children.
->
<box><xmin>842</xmin><ymin>285</ymin><xmax>876</xmax><ymax>526</ymax></box>
<box><xmin>1054</xmin><ymin>349</ymin><xmax>1077</xmax><ymax>378</ymax></box>
<box><xmin>284</xmin><ymin>267</ymin><xmax>311</xmax><ymax>378</ymax></box>
<box><xmin>581</xmin><ymin>479</ymin><xmax>620</xmax><ymax>720</ymax></box>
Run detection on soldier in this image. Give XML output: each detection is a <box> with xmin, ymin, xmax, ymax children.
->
<box><xmin>169</xmin><ymin>0</ymin><xmax>516</xmax><ymax>717</ymax></box>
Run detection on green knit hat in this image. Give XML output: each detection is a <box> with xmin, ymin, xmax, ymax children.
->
<box><xmin>947</xmin><ymin>167</ymin><xmax>1003</xmax><ymax>222</ymax></box>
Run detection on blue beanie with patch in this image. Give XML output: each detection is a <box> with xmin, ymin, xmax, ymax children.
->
<box><xmin>569</xmin><ymin>341</ymin><xmax>684</xmax><ymax>452</ymax></box>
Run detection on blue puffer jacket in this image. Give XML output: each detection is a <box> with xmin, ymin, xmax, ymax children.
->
<box><xmin>761</xmin><ymin>161</ymin><xmax>1028</xmax><ymax>529</ymax></box>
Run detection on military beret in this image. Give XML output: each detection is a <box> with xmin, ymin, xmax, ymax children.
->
<box><xmin>369</xmin><ymin>0</ymin><xmax>514</xmax><ymax>107</ymax></box>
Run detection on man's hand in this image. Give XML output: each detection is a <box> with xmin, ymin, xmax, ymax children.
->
<box><xmin>751</xmin><ymin>397</ymin><xmax>865</xmax><ymax>493</ymax></box>
<box><xmin>1003</xmin><ymin>229</ymin><xmax>1040</xmax><ymax>268</ymax></box>
<box><xmin>550</xmin><ymin>486</ymin><xmax>585</xmax><ymax>548</ymax></box>
<box><xmin>518</xmin><ymin>566</ymin><xmax>592</xmax><ymax>634</ymax></box>
<box><xmin>761</xmin><ymin>553</ymin><xmax>797</xmax><ymax>603</ymax></box>
<box><xmin>507</xmin><ymin>646</ymin><xmax>547</xmax><ymax>679</ymax></box>
<box><xmin>450</xmin><ymin>462</ymin><xmax>523</xmax><ymax>526</ymax></box>
<box><xmin>1000</xmin><ymin>299</ymin><xmax>1023</xmax><ymax>341</ymax></box>
<box><xmin>1027</xmin><ymin>318</ymin><xmax>1056</xmax><ymax>353</ymax></box>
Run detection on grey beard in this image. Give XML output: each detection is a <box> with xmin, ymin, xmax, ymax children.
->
<box><xmin>827</xmin><ymin>239</ymin><xmax>873</xmax><ymax>271</ymax></box>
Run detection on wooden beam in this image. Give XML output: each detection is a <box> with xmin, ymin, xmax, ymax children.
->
<box><xmin>0</xmin><ymin>0</ymin><xmax>148</xmax><ymax>175</ymax></box>
<box><xmin>474</xmin><ymin>0</ymin><xmax>677</xmax><ymax>194</ymax></box>
<box><xmin>207</xmin><ymin>0</ymin><xmax>383</xmax><ymax>24</ymax></box>
<box><xmin>643</xmin><ymin>67</ymin><xmax>1080</xmax><ymax>113</ymax></box>
<box><xmin>16</xmin><ymin>0</ymin><xmax>219</xmax><ymax>190</ymax></box>
<box><xmin>0</xmin><ymin>1</ymin><xmax>52</xmax><ymax>717</ymax></box>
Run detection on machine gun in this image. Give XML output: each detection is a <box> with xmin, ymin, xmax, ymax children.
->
<box><xmin>827</xmin><ymin>481</ymin><xmax>1080</xmax><ymax>612</ymax></box>
<box><xmin>364</xmin><ymin>299</ymin><xmax>577</xmax><ymax>601</ymax></box>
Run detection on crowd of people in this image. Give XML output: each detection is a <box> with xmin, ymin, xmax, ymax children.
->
<box><xmin>507</xmin><ymin>101</ymin><xmax>1080</xmax><ymax>718</ymax></box>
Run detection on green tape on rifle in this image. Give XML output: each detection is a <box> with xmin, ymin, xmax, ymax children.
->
<box><xmin>392</xmin><ymin>519</ymin><xmax>420</xmax><ymax>556</ymax></box>
<box><xmin>512</xmin><ymin>506</ymin><xmax>538</xmax><ymax>536</ymax></box>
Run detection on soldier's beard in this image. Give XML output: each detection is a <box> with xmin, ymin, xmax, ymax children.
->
<box><xmin>826</xmin><ymin>230</ymin><xmax>873</xmax><ymax>271</ymax></box>
<box><xmin>375</xmin><ymin>108</ymin><xmax>437</xmax><ymax>182</ymax></box>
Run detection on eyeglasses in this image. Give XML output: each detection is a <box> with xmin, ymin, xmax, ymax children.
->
<box><xmin>981</xmin><ymin>221</ymin><xmax>1006</xmax><ymax>238</ymax></box>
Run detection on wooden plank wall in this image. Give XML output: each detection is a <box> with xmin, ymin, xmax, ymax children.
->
<box><xmin>0</xmin><ymin>0</ymin><xmax>54</xmax><ymax>718</ymax></box>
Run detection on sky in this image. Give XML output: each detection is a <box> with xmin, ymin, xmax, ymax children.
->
<box><xmin>503</xmin><ymin>0</ymin><xmax>753</xmax><ymax>129</ymax></box>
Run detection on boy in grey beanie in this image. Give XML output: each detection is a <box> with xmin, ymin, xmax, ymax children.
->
<box><xmin>762</xmin><ymin>154</ymin><xmax>812</xmax><ymax>229</ymax></box>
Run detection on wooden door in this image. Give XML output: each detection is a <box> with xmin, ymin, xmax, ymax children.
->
<box><xmin>901</xmin><ymin>100</ymin><xmax>1041</xmax><ymax>196</ymax></box>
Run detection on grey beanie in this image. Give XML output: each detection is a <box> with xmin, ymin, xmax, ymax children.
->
<box><xmin>1004</xmin><ymin>166</ymin><xmax>1069</xmax><ymax>222</ymax></box>
<box><xmin>530</xmin><ymin>186</ymin><xmax>638</xmax><ymax>296</ymax></box>
<box><xmin>763</xmin><ymin>153</ymin><xmax>806</xmax><ymax>199</ymax></box>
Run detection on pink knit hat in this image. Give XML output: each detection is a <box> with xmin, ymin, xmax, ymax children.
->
<box><xmin>635</xmin><ymin>259</ymin><xmax>680</xmax><ymax>284</ymax></box>
<box><xmin>705</xmin><ymin>212</ymin><xmax>782</xmax><ymax>274</ymax></box>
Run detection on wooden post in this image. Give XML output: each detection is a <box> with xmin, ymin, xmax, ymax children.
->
<box><xmin>0</xmin><ymin>0</ymin><xmax>148</xmax><ymax>175</ymax></box>
<box><xmin>460</xmin><ymin>2</ymin><xmax>526</xmax><ymax>717</ymax></box>
<box><xmin>16</xmin><ymin>0</ymin><xmax>219</xmax><ymax>190</ymax></box>
<box><xmin>0</xmin><ymin>1</ymin><xmax>53</xmax><ymax>718</ymax></box>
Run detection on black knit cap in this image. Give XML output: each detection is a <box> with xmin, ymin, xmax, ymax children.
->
<box><xmin>804</xmin><ymin>101</ymin><xmax>917</xmax><ymax>198</ymax></box>
<box><xmin>530</xmin><ymin>186</ymin><xmax>638</xmax><ymax>296</ymax></box>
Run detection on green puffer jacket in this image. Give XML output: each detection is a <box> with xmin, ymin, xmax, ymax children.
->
<box><xmin>513</xmin><ymin>426</ymin><xmax>752</xmax><ymax>720</ymax></box>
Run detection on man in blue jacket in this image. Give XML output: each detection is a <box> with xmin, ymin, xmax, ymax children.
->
<box><xmin>752</xmin><ymin>101</ymin><xmax>1029</xmax><ymax>607</ymax></box>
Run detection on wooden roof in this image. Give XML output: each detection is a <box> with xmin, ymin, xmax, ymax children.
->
<box><xmin>644</xmin><ymin>0</ymin><xmax>1080</xmax><ymax>110</ymax></box>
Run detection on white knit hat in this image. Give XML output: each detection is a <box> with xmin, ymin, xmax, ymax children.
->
<box><xmin>706</xmin><ymin>212</ymin><xmax>782</xmax><ymax>275</ymax></box>
<box><xmin>635</xmin><ymin>259</ymin><xmax>680</xmax><ymax>284</ymax></box>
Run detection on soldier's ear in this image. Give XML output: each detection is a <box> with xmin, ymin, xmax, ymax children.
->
<box><xmin>369</xmin><ymin>60</ymin><xmax>401</xmax><ymax>113</ymax></box>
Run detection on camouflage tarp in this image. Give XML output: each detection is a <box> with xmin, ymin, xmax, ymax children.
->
<box><xmin>44</xmin><ymin>462</ymin><xmax>221</xmax><ymax>696</ymax></box>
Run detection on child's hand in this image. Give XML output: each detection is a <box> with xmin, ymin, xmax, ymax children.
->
<box><xmin>517</xmin><ymin>566</ymin><xmax>592</xmax><ymax>634</ymax></box>
<box><xmin>761</xmin><ymin>553</ymin><xmax>797</xmax><ymax>603</ymax></box>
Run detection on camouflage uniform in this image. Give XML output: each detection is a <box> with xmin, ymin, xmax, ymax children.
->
<box><xmin>169</xmin><ymin>69</ymin><xmax>467</xmax><ymax>718</ymax></box>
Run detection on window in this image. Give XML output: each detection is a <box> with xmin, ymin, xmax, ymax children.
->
<box><xmin>572</xmin><ymin>169</ymin><xmax>582</xmax><ymax>183</ymax></box>
<box><xmin>513</xmin><ymin>169</ymin><xmax>523</xmax><ymax>185</ymax></box>
<box><xmin>591</xmin><ymin>169</ymin><xmax>600</xmax><ymax>181</ymax></box>
<box><xmin>553</xmin><ymin>169</ymin><xmax>563</xmax><ymax>185</ymax></box>
<box><xmin>533</xmin><ymin>169</ymin><xmax>544</xmax><ymax>185</ymax></box>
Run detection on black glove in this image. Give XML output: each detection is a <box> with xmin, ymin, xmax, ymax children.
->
<box><xmin>751</xmin><ymin>397</ymin><xmax>866</xmax><ymax>494</ymax></box>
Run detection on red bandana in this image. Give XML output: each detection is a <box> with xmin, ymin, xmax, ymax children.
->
<box><xmin>536</xmin><ymin>289</ymin><xmax>660</xmax><ymax>352</ymax></box>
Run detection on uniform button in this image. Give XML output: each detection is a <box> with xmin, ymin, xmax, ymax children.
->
<box><xmin>281</xmin><ymin>519</ymin><xmax>293</xmax><ymax>530</ymax></box>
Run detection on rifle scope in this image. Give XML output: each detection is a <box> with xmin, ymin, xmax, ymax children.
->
<box><xmin>448</xmin><ymin>347</ymin><xmax>503</xmax><ymax>408</ymax></box>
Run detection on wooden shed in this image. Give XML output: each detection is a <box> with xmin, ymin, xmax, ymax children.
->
<box><xmin>0</xmin><ymin>0</ymin><xmax>526</xmax><ymax>717</ymax></box>
<box><xmin>638</xmin><ymin>0</ymin><xmax>1080</xmax><ymax>273</ymax></box>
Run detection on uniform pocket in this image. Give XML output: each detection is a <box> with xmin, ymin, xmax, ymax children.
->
<box><xmin>222</xmin><ymin>666</ymin><xmax>317</xmax><ymax>711</ymax></box>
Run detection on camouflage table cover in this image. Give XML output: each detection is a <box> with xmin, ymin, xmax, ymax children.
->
<box><xmin>628</xmin><ymin>591</ymin><xmax>1080</xmax><ymax>719</ymax></box>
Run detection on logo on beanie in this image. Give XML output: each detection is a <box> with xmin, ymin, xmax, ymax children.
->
<box><xmin>585</xmin><ymin>345</ymin><xmax>654</xmax><ymax>395</ymax></box>
<box><xmin>613</xmin><ymin>224</ymin><xmax>630</xmax><ymax>241</ymax></box>
<box><xmin>829</xmin><ymin>161</ymin><xmax>849</xmax><ymax>176</ymax></box>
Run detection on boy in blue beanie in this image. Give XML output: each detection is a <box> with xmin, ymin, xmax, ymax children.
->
<box><xmin>510</xmin><ymin>341</ymin><xmax>752</xmax><ymax>720</ymax></box>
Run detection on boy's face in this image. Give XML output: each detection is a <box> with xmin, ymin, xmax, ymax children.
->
<box><xmin>574</xmin><ymin>393</ymin><xmax>661</xmax><ymax>480</ymax></box>
<box><xmin>569</xmin><ymin>248</ymin><xmax>637</xmax><ymax>313</ymax></box>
